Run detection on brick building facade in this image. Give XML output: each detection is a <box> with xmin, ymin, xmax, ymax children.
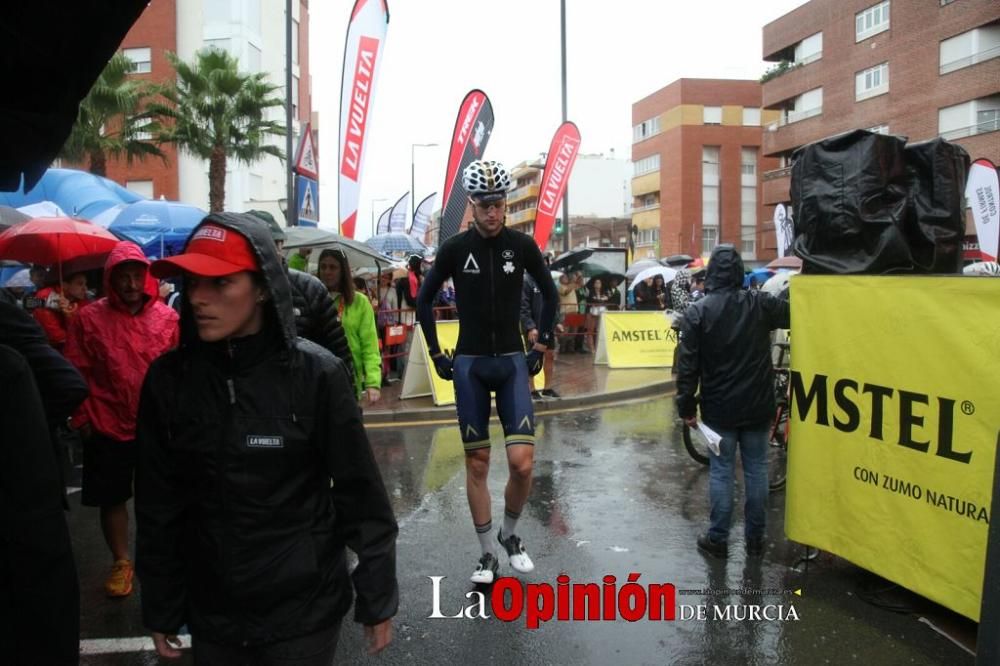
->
<box><xmin>631</xmin><ymin>79</ymin><xmax>779</xmax><ymax>262</ymax></box>
<box><xmin>761</xmin><ymin>0</ymin><xmax>1000</xmax><ymax>253</ymax></box>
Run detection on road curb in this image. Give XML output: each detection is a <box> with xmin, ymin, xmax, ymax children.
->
<box><xmin>363</xmin><ymin>377</ymin><xmax>677</xmax><ymax>426</ymax></box>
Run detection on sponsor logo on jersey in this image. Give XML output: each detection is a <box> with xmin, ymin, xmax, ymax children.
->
<box><xmin>246</xmin><ymin>435</ymin><xmax>284</xmax><ymax>449</ymax></box>
<box><xmin>502</xmin><ymin>261</ymin><xmax>516</xmax><ymax>274</ymax></box>
<box><xmin>502</xmin><ymin>250</ymin><xmax>514</xmax><ymax>260</ymax></box>
<box><xmin>463</xmin><ymin>253</ymin><xmax>481</xmax><ymax>274</ymax></box>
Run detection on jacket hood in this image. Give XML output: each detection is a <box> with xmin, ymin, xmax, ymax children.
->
<box><xmin>177</xmin><ymin>212</ymin><xmax>297</xmax><ymax>349</ymax></box>
<box><xmin>705</xmin><ymin>244</ymin><xmax>744</xmax><ymax>291</ymax></box>
<box><xmin>103</xmin><ymin>241</ymin><xmax>157</xmax><ymax>313</ymax></box>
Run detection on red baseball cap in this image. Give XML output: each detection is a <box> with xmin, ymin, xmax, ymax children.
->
<box><xmin>151</xmin><ymin>224</ymin><xmax>260</xmax><ymax>278</ymax></box>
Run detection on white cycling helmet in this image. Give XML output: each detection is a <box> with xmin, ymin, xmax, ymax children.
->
<box><xmin>462</xmin><ymin>160</ymin><xmax>511</xmax><ymax>200</ymax></box>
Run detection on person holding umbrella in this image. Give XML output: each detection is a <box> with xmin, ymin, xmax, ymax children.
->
<box><xmin>32</xmin><ymin>270</ymin><xmax>91</xmax><ymax>350</ymax></box>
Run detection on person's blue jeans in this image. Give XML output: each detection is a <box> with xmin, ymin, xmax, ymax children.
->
<box><xmin>706</xmin><ymin>422</ymin><xmax>770</xmax><ymax>544</ymax></box>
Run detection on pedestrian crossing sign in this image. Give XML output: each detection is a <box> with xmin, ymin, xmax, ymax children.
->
<box><xmin>297</xmin><ymin>175</ymin><xmax>319</xmax><ymax>226</ymax></box>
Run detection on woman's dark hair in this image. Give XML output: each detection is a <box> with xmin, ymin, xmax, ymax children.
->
<box><xmin>317</xmin><ymin>248</ymin><xmax>355</xmax><ymax>306</ymax></box>
<box><xmin>407</xmin><ymin>255</ymin><xmax>422</xmax><ymax>275</ymax></box>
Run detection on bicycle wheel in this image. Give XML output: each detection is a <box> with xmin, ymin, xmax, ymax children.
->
<box><xmin>682</xmin><ymin>424</ymin><xmax>711</xmax><ymax>465</ymax></box>
<box><xmin>769</xmin><ymin>408</ymin><xmax>788</xmax><ymax>491</ymax></box>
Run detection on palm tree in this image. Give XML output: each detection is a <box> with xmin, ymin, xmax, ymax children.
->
<box><xmin>59</xmin><ymin>52</ymin><xmax>166</xmax><ymax>177</ymax></box>
<box><xmin>151</xmin><ymin>49</ymin><xmax>285</xmax><ymax>212</ymax></box>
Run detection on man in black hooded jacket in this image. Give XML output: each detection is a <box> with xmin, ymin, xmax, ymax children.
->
<box><xmin>675</xmin><ymin>244</ymin><xmax>789</xmax><ymax>559</ymax></box>
<box><xmin>246</xmin><ymin>209</ymin><xmax>355</xmax><ymax>381</ymax></box>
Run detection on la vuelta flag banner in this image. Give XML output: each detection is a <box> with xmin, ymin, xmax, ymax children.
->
<box><xmin>787</xmin><ymin>276</ymin><xmax>1000</xmax><ymax>621</ymax></box>
<box><xmin>338</xmin><ymin>0</ymin><xmax>389</xmax><ymax>238</ymax></box>
<box><xmin>409</xmin><ymin>192</ymin><xmax>436</xmax><ymax>239</ymax></box>
<box><xmin>964</xmin><ymin>158</ymin><xmax>999</xmax><ymax>261</ymax></box>
<box><xmin>533</xmin><ymin>122</ymin><xmax>581</xmax><ymax>251</ymax></box>
<box><xmin>438</xmin><ymin>89</ymin><xmax>494</xmax><ymax>242</ymax></box>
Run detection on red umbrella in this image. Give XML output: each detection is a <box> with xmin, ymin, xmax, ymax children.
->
<box><xmin>766</xmin><ymin>255</ymin><xmax>803</xmax><ymax>270</ymax></box>
<box><xmin>0</xmin><ymin>216</ymin><xmax>121</xmax><ymax>284</ymax></box>
<box><xmin>0</xmin><ymin>216</ymin><xmax>120</xmax><ymax>264</ymax></box>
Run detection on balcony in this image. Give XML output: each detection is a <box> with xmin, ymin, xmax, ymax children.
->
<box><xmin>631</xmin><ymin>171</ymin><xmax>660</xmax><ymax>197</ymax></box>
<box><xmin>631</xmin><ymin>207</ymin><xmax>660</xmax><ymax>230</ymax></box>
<box><xmin>507</xmin><ymin>207</ymin><xmax>537</xmax><ymax>226</ymax></box>
<box><xmin>940</xmin><ymin>45</ymin><xmax>1000</xmax><ymax>75</ymax></box>
<box><xmin>507</xmin><ymin>183</ymin><xmax>539</xmax><ymax>205</ymax></box>
<box><xmin>762</xmin><ymin>167</ymin><xmax>792</xmax><ymax>205</ymax></box>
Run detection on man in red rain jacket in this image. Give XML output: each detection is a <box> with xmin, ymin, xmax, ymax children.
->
<box><xmin>65</xmin><ymin>241</ymin><xmax>179</xmax><ymax>598</ymax></box>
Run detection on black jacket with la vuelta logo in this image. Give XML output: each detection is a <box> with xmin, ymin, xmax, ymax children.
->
<box><xmin>417</xmin><ymin>225</ymin><xmax>558</xmax><ymax>356</ymax></box>
<box><xmin>134</xmin><ymin>213</ymin><xmax>398</xmax><ymax>648</ymax></box>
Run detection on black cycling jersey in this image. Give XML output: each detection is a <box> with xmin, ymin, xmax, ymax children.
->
<box><xmin>417</xmin><ymin>225</ymin><xmax>558</xmax><ymax>356</ymax></box>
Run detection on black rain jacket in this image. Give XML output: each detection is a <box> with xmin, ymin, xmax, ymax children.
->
<box><xmin>287</xmin><ymin>267</ymin><xmax>355</xmax><ymax>381</ymax></box>
<box><xmin>135</xmin><ymin>212</ymin><xmax>398</xmax><ymax>647</ymax></box>
<box><xmin>675</xmin><ymin>245</ymin><xmax>790</xmax><ymax>428</ymax></box>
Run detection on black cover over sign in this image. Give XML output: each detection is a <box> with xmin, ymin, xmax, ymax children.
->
<box><xmin>791</xmin><ymin>130</ymin><xmax>969</xmax><ymax>275</ymax></box>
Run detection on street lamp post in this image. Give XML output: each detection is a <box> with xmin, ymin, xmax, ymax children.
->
<box><xmin>371</xmin><ymin>197</ymin><xmax>389</xmax><ymax>238</ymax></box>
<box><xmin>411</xmin><ymin>143</ymin><xmax>438</xmax><ymax>223</ymax></box>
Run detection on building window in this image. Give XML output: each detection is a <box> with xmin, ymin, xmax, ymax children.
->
<box><xmin>292</xmin><ymin>18</ymin><xmax>300</xmax><ymax>64</ymax></box>
<box><xmin>940</xmin><ymin>24</ymin><xmax>1000</xmax><ymax>75</ymax></box>
<box><xmin>741</xmin><ymin>228</ymin><xmax>756</xmax><ymax>257</ymax></box>
<box><xmin>743</xmin><ymin>108</ymin><xmax>761</xmax><ymax>126</ymax></box>
<box><xmin>633</xmin><ymin>154</ymin><xmax>660</xmax><ymax>176</ymax></box>
<box><xmin>703</xmin><ymin>106</ymin><xmax>722</xmax><ymax>125</ymax></box>
<box><xmin>741</xmin><ymin>186</ymin><xmax>757</xmax><ymax>254</ymax></box>
<box><xmin>249</xmin><ymin>173</ymin><xmax>263</xmax><ymax>201</ymax></box>
<box><xmin>868</xmin><ymin>124</ymin><xmax>890</xmax><ymax>134</ymax></box>
<box><xmin>784</xmin><ymin>87</ymin><xmax>823</xmax><ymax>124</ymax></box>
<box><xmin>856</xmin><ymin>1</ymin><xmax>890</xmax><ymax>42</ymax></box>
<box><xmin>247</xmin><ymin>44</ymin><xmax>262</xmax><ymax>73</ymax></box>
<box><xmin>701</xmin><ymin>227</ymin><xmax>718</xmax><ymax>255</ymax></box>
<box><xmin>133</xmin><ymin>118</ymin><xmax>153</xmax><ymax>141</ymax></box>
<box><xmin>204</xmin><ymin>38</ymin><xmax>231</xmax><ymax>54</ymax></box>
<box><xmin>291</xmin><ymin>75</ymin><xmax>299</xmax><ymax>117</ymax></box>
<box><xmin>856</xmin><ymin>62</ymin><xmax>889</xmax><ymax>101</ymax></box>
<box><xmin>794</xmin><ymin>32</ymin><xmax>823</xmax><ymax>65</ymax></box>
<box><xmin>741</xmin><ymin>148</ymin><xmax>757</xmax><ymax>179</ymax></box>
<box><xmin>125</xmin><ymin>180</ymin><xmax>154</xmax><ymax>199</ymax></box>
<box><xmin>122</xmin><ymin>47</ymin><xmax>151</xmax><ymax>74</ymax></box>
<box><xmin>978</xmin><ymin>108</ymin><xmax>1000</xmax><ymax>134</ymax></box>
<box><xmin>632</xmin><ymin>116</ymin><xmax>661</xmax><ymax>143</ymax></box>
<box><xmin>702</xmin><ymin>146</ymin><xmax>719</xmax><ymax>252</ymax></box>
<box><xmin>939</xmin><ymin>95</ymin><xmax>1000</xmax><ymax>139</ymax></box>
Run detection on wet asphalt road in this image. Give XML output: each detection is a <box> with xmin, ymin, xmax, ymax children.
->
<box><xmin>70</xmin><ymin>396</ymin><xmax>975</xmax><ymax>665</ymax></box>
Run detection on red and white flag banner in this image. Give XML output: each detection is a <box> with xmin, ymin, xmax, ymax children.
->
<box><xmin>965</xmin><ymin>158</ymin><xmax>999</xmax><ymax>262</ymax></box>
<box><xmin>338</xmin><ymin>0</ymin><xmax>389</xmax><ymax>238</ymax></box>
<box><xmin>438</xmin><ymin>89</ymin><xmax>494</xmax><ymax>242</ymax></box>
<box><xmin>533</xmin><ymin>122</ymin><xmax>581</xmax><ymax>252</ymax></box>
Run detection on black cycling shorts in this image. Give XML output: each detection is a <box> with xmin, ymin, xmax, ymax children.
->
<box><xmin>81</xmin><ymin>432</ymin><xmax>136</xmax><ymax>507</ymax></box>
<box><xmin>453</xmin><ymin>353</ymin><xmax>535</xmax><ymax>451</ymax></box>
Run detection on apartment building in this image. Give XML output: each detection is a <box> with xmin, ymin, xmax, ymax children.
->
<box><xmin>104</xmin><ymin>0</ymin><xmax>312</xmax><ymax>225</ymax></box>
<box><xmin>761</xmin><ymin>0</ymin><xmax>1000</xmax><ymax>255</ymax></box>
<box><xmin>631</xmin><ymin>79</ymin><xmax>779</xmax><ymax>262</ymax></box>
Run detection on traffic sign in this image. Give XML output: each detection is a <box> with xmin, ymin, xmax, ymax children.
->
<box><xmin>297</xmin><ymin>174</ymin><xmax>319</xmax><ymax>227</ymax></box>
<box><xmin>294</xmin><ymin>122</ymin><xmax>318</xmax><ymax>179</ymax></box>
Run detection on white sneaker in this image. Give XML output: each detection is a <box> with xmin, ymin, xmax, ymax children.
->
<box><xmin>470</xmin><ymin>552</ymin><xmax>500</xmax><ymax>585</ymax></box>
<box><xmin>498</xmin><ymin>531</ymin><xmax>535</xmax><ymax>573</ymax></box>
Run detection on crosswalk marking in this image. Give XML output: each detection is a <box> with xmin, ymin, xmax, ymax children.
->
<box><xmin>79</xmin><ymin>635</ymin><xmax>191</xmax><ymax>655</ymax></box>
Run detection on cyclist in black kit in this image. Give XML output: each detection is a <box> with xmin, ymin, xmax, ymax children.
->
<box><xmin>417</xmin><ymin>160</ymin><xmax>557</xmax><ymax>584</ymax></box>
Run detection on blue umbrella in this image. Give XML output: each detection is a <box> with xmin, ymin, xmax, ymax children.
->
<box><xmin>91</xmin><ymin>200</ymin><xmax>207</xmax><ymax>258</ymax></box>
<box><xmin>744</xmin><ymin>267</ymin><xmax>775</xmax><ymax>289</ymax></box>
<box><xmin>0</xmin><ymin>168</ymin><xmax>141</xmax><ymax>219</ymax></box>
<box><xmin>365</xmin><ymin>232</ymin><xmax>426</xmax><ymax>258</ymax></box>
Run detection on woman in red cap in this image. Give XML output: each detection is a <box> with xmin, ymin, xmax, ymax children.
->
<box><xmin>134</xmin><ymin>213</ymin><xmax>398</xmax><ymax>664</ymax></box>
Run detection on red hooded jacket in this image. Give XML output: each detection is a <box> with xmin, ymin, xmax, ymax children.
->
<box><xmin>65</xmin><ymin>242</ymin><xmax>179</xmax><ymax>441</ymax></box>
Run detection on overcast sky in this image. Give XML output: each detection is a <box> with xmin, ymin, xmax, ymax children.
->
<box><xmin>310</xmin><ymin>0</ymin><xmax>806</xmax><ymax>240</ymax></box>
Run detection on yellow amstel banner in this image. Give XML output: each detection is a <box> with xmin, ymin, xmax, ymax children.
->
<box><xmin>787</xmin><ymin>276</ymin><xmax>1000</xmax><ymax>621</ymax></box>
<box><xmin>596</xmin><ymin>311</ymin><xmax>676</xmax><ymax>368</ymax></box>
<box><xmin>412</xmin><ymin>322</ymin><xmax>544</xmax><ymax>407</ymax></box>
